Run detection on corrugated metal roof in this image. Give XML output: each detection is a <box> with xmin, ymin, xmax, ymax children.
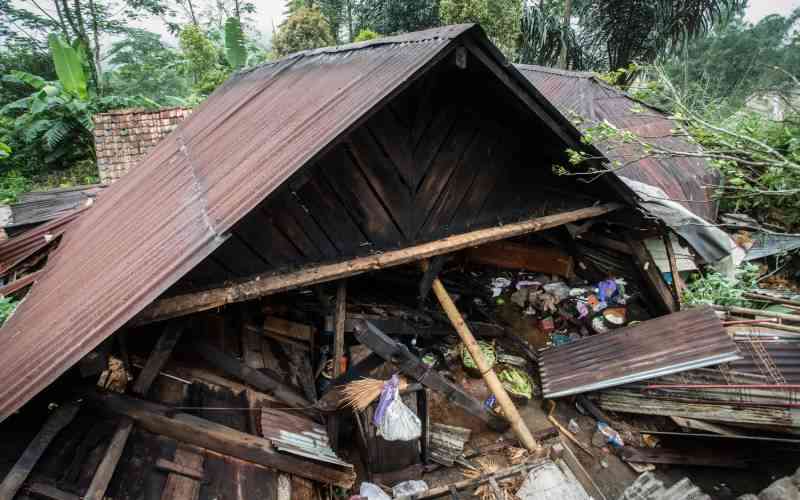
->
<box><xmin>538</xmin><ymin>307</ymin><xmax>741</xmax><ymax>398</ymax></box>
<box><xmin>0</xmin><ymin>26</ymin><xmax>478</xmax><ymax>420</ymax></box>
<box><xmin>0</xmin><ymin>24</ymin><xmax>602</xmax><ymax>421</ymax></box>
<box><xmin>516</xmin><ymin>65</ymin><xmax>720</xmax><ymax>223</ymax></box>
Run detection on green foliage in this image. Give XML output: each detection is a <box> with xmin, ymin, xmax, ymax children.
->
<box><xmin>272</xmin><ymin>7</ymin><xmax>335</xmax><ymax>58</ymax></box>
<box><xmin>519</xmin><ymin>3</ymin><xmax>581</xmax><ymax>67</ymax></box>
<box><xmin>179</xmin><ymin>24</ymin><xmax>230</xmax><ymax>96</ymax></box>
<box><xmin>224</xmin><ymin>17</ymin><xmax>247</xmax><ymax>69</ymax></box>
<box><xmin>105</xmin><ymin>30</ymin><xmax>190</xmax><ymax>102</ymax></box>
<box><xmin>47</xmin><ymin>34</ymin><xmax>89</xmax><ymax>100</ymax></box>
<box><xmin>576</xmin><ymin>0</ymin><xmax>746</xmax><ymax>75</ymax></box>
<box><xmin>353</xmin><ymin>29</ymin><xmax>380</xmax><ymax>42</ymax></box>
<box><xmin>0</xmin><ymin>142</ymin><xmax>9</xmax><ymax>160</ymax></box>
<box><xmin>0</xmin><ymin>296</ymin><xmax>18</xmax><ymax>327</ymax></box>
<box><xmin>661</xmin><ymin>9</ymin><xmax>800</xmax><ymax>112</ymax></box>
<box><xmin>352</xmin><ymin>0</ymin><xmax>440</xmax><ymax>39</ymax></box>
<box><xmin>440</xmin><ymin>0</ymin><xmax>522</xmax><ymax>59</ymax></box>
<box><xmin>683</xmin><ymin>263</ymin><xmax>760</xmax><ymax>307</ymax></box>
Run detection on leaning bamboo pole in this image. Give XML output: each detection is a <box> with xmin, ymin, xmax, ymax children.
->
<box><xmin>424</xmin><ymin>261</ymin><xmax>540</xmax><ymax>452</ymax></box>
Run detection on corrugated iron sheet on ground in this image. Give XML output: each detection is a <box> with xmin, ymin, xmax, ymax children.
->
<box><xmin>516</xmin><ymin>64</ymin><xmax>719</xmax><ymax>224</ymax></box>
<box><xmin>0</xmin><ymin>24</ymin><xmax>512</xmax><ymax>421</ymax></box>
<box><xmin>539</xmin><ymin>307</ymin><xmax>741</xmax><ymax>398</ymax></box>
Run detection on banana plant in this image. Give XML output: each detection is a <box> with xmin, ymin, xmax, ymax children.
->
<box><xmin>47</xmin><ymin>34</ymin><xmax>89</xmax><ymax>100</ymax></box>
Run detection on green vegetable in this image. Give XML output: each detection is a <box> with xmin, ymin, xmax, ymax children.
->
<box><xmin>498</xmin><ymin>366</ymin><xmax>533</xmax><ymax>399</ymax></box>
<box><xmin>461</xmin><ymin>341</ymin><xmax>496</xmax><ymax>370</ymax></box>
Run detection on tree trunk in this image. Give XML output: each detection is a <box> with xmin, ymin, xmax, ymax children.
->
<box><xmin>558</xmin><ymin>0</ymin><xmax>572</xmax><ymax>69</ymax></box>
<box><xmin>88</xmin><ymin>0</ymin><xmax>102</xmax><ymax>94</ymax></box>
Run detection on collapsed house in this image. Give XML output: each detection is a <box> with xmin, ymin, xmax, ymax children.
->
<box><xmin>0</xmin><ymin>24</ymin><xmax>796</xmax><ymax>500</ymax></box>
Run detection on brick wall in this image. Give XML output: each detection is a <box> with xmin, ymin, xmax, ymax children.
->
<box><xmin>94</xmin><ymin>107</ymin><xmax>192</xmax><ymax>184</ymax></box>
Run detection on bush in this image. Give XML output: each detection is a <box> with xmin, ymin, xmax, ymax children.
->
<box><xmin>683</xmin><ymin>263</ymin><xmax>761</xmax><ymax>307</ymax></box>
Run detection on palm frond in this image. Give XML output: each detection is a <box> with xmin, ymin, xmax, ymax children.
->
<box><xmin>43</xmin><ymin>120</ymin><xmax>74</xmax><ymax>150</ymax></box>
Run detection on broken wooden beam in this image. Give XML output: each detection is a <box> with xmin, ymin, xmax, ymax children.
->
<box><xmin>414</xmin><ymin>462</ymin><xmax>539</xmax><ymax>499</ymax></box>
<box><xmin>193</xmin><ymin>341</ymin><xmax>311</xmax><ymax>409</ymax></box>
<box><xmin>84</xmin><ymin>390</ymin><xmax>355</xmax><ymax>488</ymax></box>
<box><xmin>626</xmin><ymin>236</ymin><xmax>678</xmax><ymax>314</ymax></box>
<box><xmin>0</xmin><ymin>402</ymin><xmax>80</xmax><ymax>500</ymax></box>
<box><xmin>85</xmin><ymin>321</ymin><xmax>184</xmax><ymax>500</ymax></box>
<box><xmin>26</xmin><ymin>482</ymin><xmax>80</xmax><ymax>500</ymax></box>
<box><xmin>263</xmin><ymin>317</ymin><xmax>314</xmax><ymax>343</ymax></box>
<box><xmin>84</xmin><ymin>420</ymin><xmax>133</xmax><ymax>500</ymax></box>
<box><xmin>133</xmin><ymin>322</ymin><xmax>184</xmax><ymax>396</ymax></box>
<box><xmin>353</xmin><ymin>320</ymin><xmax>509</xmax><ymax>432</ymax></box>
<box><xmin>135</xmin><ymin>203</ymin><xmax>622</xmax><ymax>324</ymax></box>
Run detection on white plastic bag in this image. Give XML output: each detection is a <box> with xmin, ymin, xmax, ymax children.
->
<box><xmin>358</xmin><ymin>482</ymin><xmax>391</xmax><ymax>500</ymax></box>
<box><xmin>392</xmin><ymin>480</ymin><xmax>429</xmax><ymax>497</ymax></box>
<box><xmin>377</xmin><ymin>389</ymin><xmax>421</xmax><ymax>441</ymax></box>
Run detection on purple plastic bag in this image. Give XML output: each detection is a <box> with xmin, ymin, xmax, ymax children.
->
<box><xmin>373</xmin><ymin>374</ymin><xmax>399</xmax><ymax>426</ymax></box>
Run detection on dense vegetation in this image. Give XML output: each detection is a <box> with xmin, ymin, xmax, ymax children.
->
<box><xmin>0</xmin><ymin>0</ymin><xmax>798</xmax><ymax>245</ymax></box>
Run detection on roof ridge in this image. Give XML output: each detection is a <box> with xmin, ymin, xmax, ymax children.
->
<box><xmin>515</xmin><ymin>64</ymin><xmax>596</xmax><ymax>79</ymax></box>
<box><xmin>241</xmin><ymin>24</ymin><xmax>476</xmax><ymax>76</ymax></box>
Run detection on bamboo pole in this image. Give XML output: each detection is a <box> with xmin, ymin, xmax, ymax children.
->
<box><xmin>714</xmin><ymin>304</ymin><xmax>800</xmax><ymax>323</ymax></box>
<box><xmin>424</xmin><ymin>261</ymin><xmax>540</xmax><ymax>452</ymax></box>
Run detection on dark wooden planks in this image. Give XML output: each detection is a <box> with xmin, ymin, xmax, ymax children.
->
<box><xmin>367</xmin><ymin>107</ymin><xmax>417</xmax><ymax>190</ymax></box>
<box><xmin>294</xmin><ymin>176</ymin><xmax>367</xmax><ymax>256</ymax></box>
<box><xmin>0</xmin><ymin>403</ymin><xmax>80</xmax><ymax>500</ymax></box>
<box><xmin>132</xmin><ymin>323</ymin><xmax>184</xmax><ymax>397</ymax></box>
<box><xmin>420</xmin><ymin>128</ymin><xmax>495</xmax><ymax>238</ymax></box>
<box><xmin>413</xmin><ymin>113</ymin><xmax>480</xmax><ymax>237</ymax></box>
<box><xmin>347</xmin><ymin>127</ymin><xmax>415</xmax><ymax>238</ymax></box>
<box><xmin>210</xmin><ymin>234</ymin><xmax>272</xmax><ymax>278</ymax></box>
<box><xmin>320</xmin><ymin>146</ymin><xmax>404</xmax><ymax>248</ymax></box>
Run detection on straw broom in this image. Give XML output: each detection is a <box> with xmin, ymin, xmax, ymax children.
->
<box><xmin>339</xmin><ymin>377</ymin><xmax>408</xmax><ymax>411</ymax></box>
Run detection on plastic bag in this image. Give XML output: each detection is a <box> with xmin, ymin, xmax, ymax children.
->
<box><xmin>358</xmin><ymin>482</ymin><xmax>391</xmax><ymax>500</ymax></box>
<box><xmin>377</xmin><ymin>388</ymin><xmax>421</xmax><ymax>441</ymax></box>
<box><xmin>392</xmin><ymin>480</ymin><xmax>429</xmax><ymax>497</ymax></box>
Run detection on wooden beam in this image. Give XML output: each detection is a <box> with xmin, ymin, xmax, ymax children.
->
<box><xmin>26</xmin><ymin>482</ymin><xmax>80</xmax><ymax>500</ymax></box>
<box><xmin>156</xmin><ymin>457</ymin><xmax>204</xmax><ymax>481</ymax></box>
<box><xmin>625</xmin><ymin>236</ymin><xmax>678</xmax><ymax>314</ymax></box>
<box><xmin>133</xmin><ymin>322</ymin><xmax>184</xmax><ymax>396</ymax></box>
<box><xmin>135</xmin><ymin>203</ymin><xmax>622</xmax><ymax>324</ymax></box>
<box><xmin>83</xmin><ymin>420</ymin><xmax>133</xmax><ymax>500</ymax></box>
<box><xmin>0</xmin><ymin>403</ymin><xmax>80</xmax><ymax>500</ymax></box>
<box><xmin>85</xmin><ymin>390</ymin><xmax>355</xmax><ymax>488</ymax></box>
<box><xmin>354</xmin><ymin>320</ymin><xmax>509</xmax><ymax>432</ymax></box>
<box><xmin>263</xmin><ymin>317</ymin><xmax>314</xmax><ymax>343</ymax></box>
<box><xmin>86</xmin><ymin>322</ymin><xmax>183</xmax><ymax>500</ymax></box>
<box><xmin>159</xmin><ymin>449</ymin><xmax>205</xmax><ymax>500</ymax></box>
<box><xmin>329</xmin><ymin>280</ymin><xmax>347</xmax><ymax>450</ymax></box>
<box><xmin>662</xmin><ymin>230</ymin><xmax>683</xmax><ymax>304</ymax></box>
<box><xmin>193</xmin><ymin>342</ymin><xmax>311</xmax><ymax>409</ymax></box>
<box><xmin>465</xmin><ymin>241</ymin><xmax>573</xmax><ymax>277</ymax></box>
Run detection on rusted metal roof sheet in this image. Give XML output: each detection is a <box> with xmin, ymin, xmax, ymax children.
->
<box><xmin>539</xmin><ymin>307</ymin><xmax>741</xmax><ymax>398</ymax></box>
<box><xmin>0</xmin><ymin>210</ymin><xmax>82</xmax><ymax>277</ymax></box>
<box><xmin>5</xmin><ymin>185</ymin><xmax>100</xmax><ymax>229</ymax></box>
<box><xmin>516</xmin><ymin>65</ymin><xmax>720</xmax><ymax>223</ymax></box>
<box><xmin>0</xmin><ymin>24</ymin><xmax>544</xmax><ymax>421</ymax></box>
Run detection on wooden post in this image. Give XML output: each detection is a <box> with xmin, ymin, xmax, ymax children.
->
<box><xmin>424</xmin><ymin>261</ymin><xmax>540</xmax><ymax>452</ymax></box>
<box><xmin>329</xmin><ymin>280</ymin><xmax>347</xmax><ymax>449</ymax></box>
<box><xmin>626</xmin><ymin>236</ymin><xmax>678</xmax><ymax>314</ymax></box>
<box><xmin>0</xmin><ymin>402</ymin><xmax>79</xmax><ymax>500</ymax></box>
<box><xmin>333</xmin><ymin>281</ymin><xmax>347</xmax><ymax>379</ymax></box>
<box><xmin>133</xmin><ymin>322</ymin><xmax>184</xmax><ymax>396</ymax></box>
<box><xmin>662</xmin><ymin>229</ymin><xmax>683</xmax><ymax>304</ymax></box>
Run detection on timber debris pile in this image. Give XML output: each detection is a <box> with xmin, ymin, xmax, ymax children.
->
<box><xmin>1</xmin><ymin>24</ymin><xmax>800</xmax><ymax>500</ymax></box>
